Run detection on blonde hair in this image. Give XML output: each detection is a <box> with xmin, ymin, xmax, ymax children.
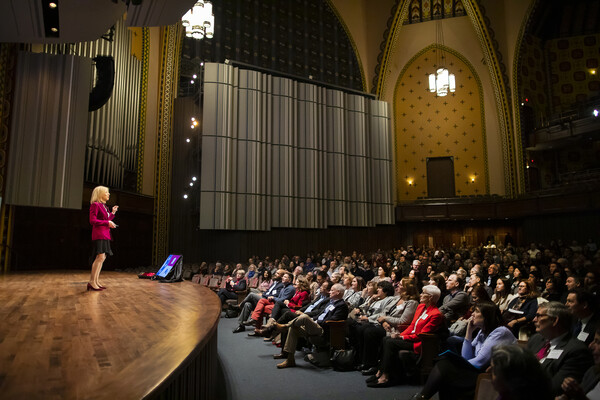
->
<box><xmin>90</xmin><ymin>186</ymin><xmax>109</xmax><ymax>204</ymax></box>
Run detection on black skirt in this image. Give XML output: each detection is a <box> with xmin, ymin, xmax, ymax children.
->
<box><xmin>92</xmin><ymin>239</ymin><xmax>113</xmax><ymax>257</ymax></box>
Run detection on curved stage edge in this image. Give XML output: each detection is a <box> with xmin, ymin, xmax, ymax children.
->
<box><xmin>0</xmin><ymin>271</ymin><xmax>221</xmax><ymax>400</ymax></box>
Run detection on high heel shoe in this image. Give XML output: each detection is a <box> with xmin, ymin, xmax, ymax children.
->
<box><xmin>87</xmin><ymin>283</ymin><xmax>103</xmax><ymax>291</ymax></box>
<box><xmin>98</xmin><ymin>285</ymin><xmax>107</xmax><ymax>289</ymax></box>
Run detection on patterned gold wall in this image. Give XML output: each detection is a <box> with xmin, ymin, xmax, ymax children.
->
<box><xmin>394</xmin><ymin>46</ymin><xmax>487</xmax><ymax>201</ymax></box>
<box><xmin>547</xmin><ymin>34</ymin><xmax>600</xmax><ymax>114</ymax></box>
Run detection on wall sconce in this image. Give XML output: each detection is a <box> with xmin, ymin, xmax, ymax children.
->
<box><xmin>470</xmin><ymin>176</ymin><xmax>476</xmax><ymax>183</ymax></box>
<box><xmin>407</xmin><ymin>179</ymin><xmax>413</xmax><ymax>186</ymax></box>
<box><xmin>591</xmin><ymin>69</ymin><xmax>597</xmax><ymax>75</ymax></box>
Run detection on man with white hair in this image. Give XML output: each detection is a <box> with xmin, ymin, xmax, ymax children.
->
<box><xmin>274</xmin><ymin>283</ymin><xmax>349</xmax><ymax>368</ymax></box>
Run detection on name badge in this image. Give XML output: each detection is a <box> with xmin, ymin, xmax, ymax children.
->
<box><xmin>577</xmin><ymin>332</ymin><xmax>589</xmax><ymax>342</ymax></box>
<box><xmin>396</xmin><ymin>305</ymin><xmax>403</xmax><ymax>310</ymax></box>
<box><xmin>421</xmin><ymin>312</ymin><xmax>428</xmax><ymax>319</ymax></box>
<box><xmin>326</xmin><ymin>304</ymin><xmax>335</xmax><ymax>312</ymax></box>
<box><xmin>508</xmin><ymin>308</ymin><xmax>524</xmax><ymax>314</ymax></box>
<box><xmin>272</xmin><ymin>290</ymin><xmax>277</xmax><ymax>295</ymax></box>
<box><xmin>546</xmin><ymin>349</ymin><xmax>563</xmax><ymax>360</ymax></box>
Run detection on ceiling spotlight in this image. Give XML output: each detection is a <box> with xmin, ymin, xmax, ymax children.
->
<box><xmin>48</xmin><ymin>2</ymin><xmax>57</xmax><ymax>8</ymax></box>
<box><xmin>193</xmin><ymin>74</ymin><xmax>197</xmax><ymax>79</ymax></box>
<box><xmin>192</xmin><ymin>176</ymin><xmax>197</xmax><ymax>181</ymax></box>
<box><xmin>189</xmin><ymin>182</ymin><xmax>194</xmax><ymax>187</ymax></box>
<box><xmin>593</xmin><ymin>109</ymin><xmax>599</xmax><ymax>117</ymax></box>
<box><xmin>183</xmin><ymin>194</ymin><xmax>188</xmax><ymax>199</ymax></box>
<box><xmin>190</xmin><ymin>80</ymin><xmax>194</xmax><ymax>84</ymax></box>
<box><xmin>186</xmin><ymin>138</ymin><xmax>191</xmax><ymax>143</ymax></box>
<box><xmin>51</xmin><ymin>27</ymin><xmax>58</xmax><ymax>32</ymax></box>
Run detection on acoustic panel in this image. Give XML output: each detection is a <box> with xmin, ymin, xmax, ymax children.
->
<box><xmin>200</xmin><ymin>62</ymin><xmax>393</xmax><ymax>230</ymax></box>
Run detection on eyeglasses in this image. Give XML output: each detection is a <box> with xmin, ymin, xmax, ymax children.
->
<box><xmin>534</xmin><ymin>313</ymin><xmax>549</xmax><ymax>318</ymax></box>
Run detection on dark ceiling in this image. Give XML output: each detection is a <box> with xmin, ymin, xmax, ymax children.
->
<box><xmin>530</xmin><ymin>0</ymin><xmax>600</xmax><ymax>40</ymax></box>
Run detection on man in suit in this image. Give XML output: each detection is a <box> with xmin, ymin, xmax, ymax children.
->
<box><xmin>246</xmin><ymin>271</ymin><xmax>296</xmax><ymax>334</ymax></box>
<box><xmin>439</xmin><ymin>273</ymin><xmax>469</xmax><ymax>323</ymax></box>
<box><xmin>232</xmin><ymin>269</ymin><xmax>284</xmax><ymax>333</ymax></box>
<box><xmin>275</xmin><ymin>283</ymin><xmax>349</xmax><ymax>368</ymax></box>
<box><xmin>260</xmin><ymin>281</ymin><xmax>333</xmax><ymax>342</ymax></box>
<box><xmin>565</xmin><ymin>288</ymin><xmax>599</xmax><ymax>345</ymax></box>
<box><xmin>527</xmin><ymin>301</ymin><xmax>593</xmax><ymax>396</ymax></box>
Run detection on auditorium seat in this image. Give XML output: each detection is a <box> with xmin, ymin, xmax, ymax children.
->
<box><xmin>398</xmin><ymin>332</ymin><xmax>441</xmax><ymax>384</ymax></box>
<box><xmin>474</xmin><ymin>372</ymin><xmax>498</xmax><ymax>400</ymax></box>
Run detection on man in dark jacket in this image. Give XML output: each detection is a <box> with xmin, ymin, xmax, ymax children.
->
<box><xmin>275</xmin><ymin>283</ymin><xmax>349</xmax><ymax>368</ymax></box>
<box><xmin>527</xmin><ymin>301</ymin><xmax>593</xmax><ymax>396</ymax></box>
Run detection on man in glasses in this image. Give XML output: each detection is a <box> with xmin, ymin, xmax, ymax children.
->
<box><xmin>527</xmin><ymin>301</ymin><xmax>593</xmax><ymax>396</ymax></box>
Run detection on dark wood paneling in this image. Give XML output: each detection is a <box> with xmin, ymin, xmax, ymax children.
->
<box><xmin>10</xmin><ymin>187</ymin><xmax>153</xmax><ymax>271</ymax></box>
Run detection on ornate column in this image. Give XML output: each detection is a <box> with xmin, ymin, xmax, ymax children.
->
<box><xmin>153</xmin><ymin>24</ymin><xmax>182</xmax><ymax>266</ymax></box>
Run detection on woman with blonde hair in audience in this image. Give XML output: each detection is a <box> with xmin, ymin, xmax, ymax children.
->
<box><xmin>245</xmin><ymin>264</ymin><xmax>256</xmax><ymax>279</ymax></box>
<box><xmin>492</xmin><ymin>277</ymin><xmax>515</xmax><ymax>312</ymax></box>
<box><xmin>356</xmin><ymin>277</ymin><xmax>419</xmax><ymax>374</ymax></box>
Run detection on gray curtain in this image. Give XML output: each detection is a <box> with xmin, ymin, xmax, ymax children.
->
<box><xmin>5</xmin><ymin>51</ymin><xmax>90</xmax><ymax>209</ymax></box>
<box><xmin>200</xmin><ymin>62</ymin><xmax>393</xmax><ymax>230</ymax></box>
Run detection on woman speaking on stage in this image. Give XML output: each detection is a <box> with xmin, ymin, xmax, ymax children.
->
<box><xmin>88</xmin><ymin>186</ymin><xmax>118</xmax><ymax>291</ymax></box>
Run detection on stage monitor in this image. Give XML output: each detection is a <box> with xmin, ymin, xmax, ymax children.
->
<box><xmin>156</xmin><ymin>254</ymin><xmax>182</xmax><ymax>279</ymax></box>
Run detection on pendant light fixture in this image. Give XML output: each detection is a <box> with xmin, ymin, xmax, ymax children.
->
<box><xmin>429</xmin><ymin>20</ymin><xmax>456</xmax><ymax>97</ymax></box>
<box><xmin>182</xmin><ymin>1</ymin><xmax>215</xmax><ymax>40</ymax></box>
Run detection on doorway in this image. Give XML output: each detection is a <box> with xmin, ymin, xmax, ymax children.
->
<box><xmin>427</xmin><ymin>157</ymin><xmax>455</xmax><ymax>198</ymax></box>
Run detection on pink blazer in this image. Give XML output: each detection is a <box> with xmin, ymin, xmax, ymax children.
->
<box><xmin>89</xmin><ymin>202</ymin><xmax>115</xmax><ymax>241</ymax></box>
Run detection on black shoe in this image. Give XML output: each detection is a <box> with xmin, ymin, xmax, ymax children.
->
<box><xmin>232</xmin><ymin>325</ymin><xmax>245</xmax><ymax>333</ymax></box>
<box><xmin>242</xmin><ymin>319</ymin><xmax>257</xmax><ymax>326</ymax></box>
<box><xmin>355</xmin><ymin>364</ymin><xmax>366</xmax><ymax>371</ymax></box>
<box><xmin>247</xmin><ymin>331</ymin><xmax>261</xmax><ymax>337</ymax></box>
<box><xmin>367</xmin><ymin>380</ymin><xmax>392</xmax><ymax>388</ymax></box>
<box><xmin>361</xmin><ymin>367</ymin><xmax>378</xmax><ymax>376</ymax></box>
<box><xmin>365</xmin><ymin>375</ymin><xmax>378</xmax><ymax>384</ymax></box>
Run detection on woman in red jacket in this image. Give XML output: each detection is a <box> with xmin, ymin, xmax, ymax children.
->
<box><xmin>366</xmin><ymin>284</ymin><xmax>443</xmax><ymax>388</ymax></box>
<box><xmin>88</xmin><ymin>186</ymin><xmax>118</xmax><ymax>291</ymax></box>
<box><xmin>258</xmin><ymin>278</ymin><xmax>311</xmax><ymax>337</ymax></box>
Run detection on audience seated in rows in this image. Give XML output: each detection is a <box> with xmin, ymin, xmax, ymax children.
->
<box><xmin>196</xmin><ymin>238</ymin><xmax>600</xmax><ymax>398</ymax></box>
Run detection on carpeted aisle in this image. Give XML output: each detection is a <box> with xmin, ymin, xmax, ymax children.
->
<box><xmin>216</xmin><ymin>313</ymin><xmax>430</xmax><ymax>400</ymax></box>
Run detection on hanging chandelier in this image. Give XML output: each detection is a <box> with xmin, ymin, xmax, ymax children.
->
<box><xmin>428</xmin><ymin>20</ymin><xmax>456</xmax><ymax>97</ymax></box>
<box><xmin>182</xmin><ymin>1</ymin><xmax>215</xmax><ymax>40</ymax></box>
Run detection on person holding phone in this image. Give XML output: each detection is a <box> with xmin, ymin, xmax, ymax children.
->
<box><xmin>88</xmin><ymin>186</ymin><xmax>118</xmax><ymax>291</ymax></box>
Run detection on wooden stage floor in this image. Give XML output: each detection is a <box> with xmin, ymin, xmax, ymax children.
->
<box><xmin>0</xmin><ymin>271</ymin><xmax>221</xmax><ymax>400</ymax></box>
